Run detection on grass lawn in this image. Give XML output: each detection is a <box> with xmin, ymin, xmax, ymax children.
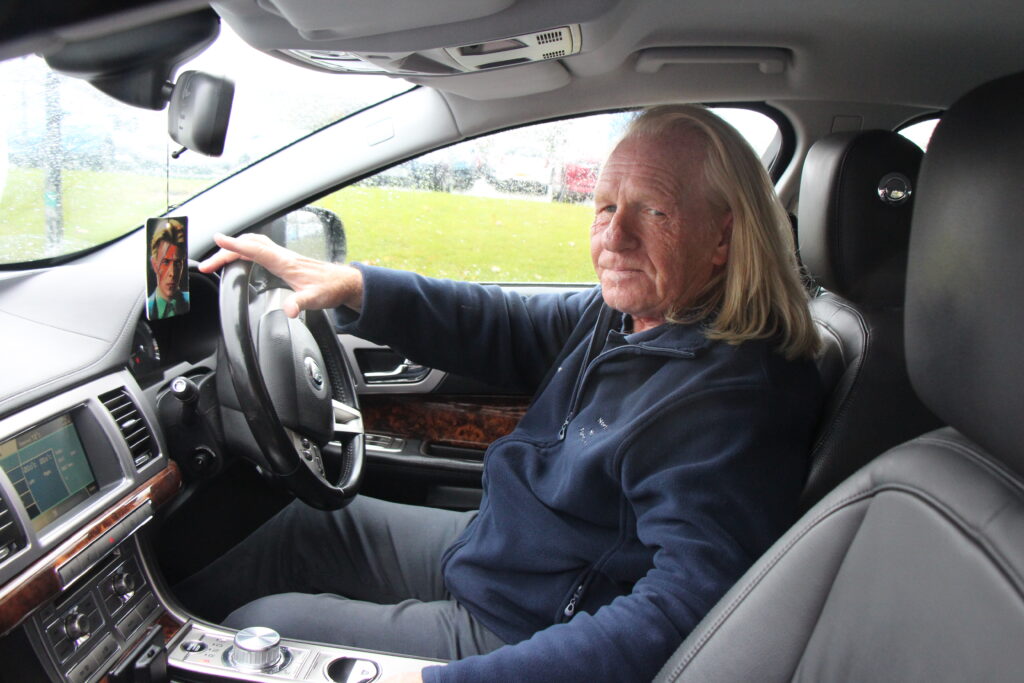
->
<box><xmin>2</xmin><ymin>168</ymin><xmax>597</xmax><ymax>284</ymax></box>
<box><xmin>317</xmin><ymin>185</ymin><xmax>597</xmax><ymax>283</ymax></box>
<box><xmin>0</xmin><ymin>167</ymin><xmax>205</xmax><ymax>263</ymax></box>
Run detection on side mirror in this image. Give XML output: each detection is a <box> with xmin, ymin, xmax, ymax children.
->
<box><xmin>167</xmin><ymin>71</ymin><xmax>235</xmax><ymax>157</ymax></box>
<box><xmin>262</xmin><ymin>206</ymin><xmax>348</xmax><ymax>263</ymax></box>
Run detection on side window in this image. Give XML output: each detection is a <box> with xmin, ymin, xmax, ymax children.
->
<box><xmin>315</xmin><ymin>108</ymin><xmax>780</xmax><ymax>283</ymax></box>
<box><xmin>899</xmin><ymin>117</ymin><xmax>940</xmax><ymax>151</ymax></box>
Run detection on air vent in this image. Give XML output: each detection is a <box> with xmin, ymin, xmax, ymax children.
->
<box><xmin>542</xmin><ymin>51</ymin><xmax>566</xmax><ymax>60</ymax></box>
<box><xmin>0</xmin><ymin>498</ymin><xmax>25</xmax><ymax>563</ymax></box>
<box><xmin>99</xmin><ymin>389</ymin><xmax>156</xmax><ymax>469</ymax></box>
<box><xmin>536</xmin><ymin>30</ymin><xmax>564</xmax><ymax>45</ymax></box>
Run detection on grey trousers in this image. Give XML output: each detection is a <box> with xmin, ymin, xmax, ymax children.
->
<box><xmin>173</xmin><ymin>496</ymin><xmax>507</xmax><ymax>661</ymax></box>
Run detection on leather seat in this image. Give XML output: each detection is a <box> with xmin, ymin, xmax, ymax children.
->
<box><xmin>797</xmin><ymin>129</ymin><xmax>941</xmax><ymax>508</ymax></box>
<box><xmin>654</xmin><ymin>71</ymin><xmax>1024</xmax><ymax>681</ymax></box>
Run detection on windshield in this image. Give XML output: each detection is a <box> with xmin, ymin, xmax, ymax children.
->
<box><xmin>0</xmin><ymin>24</ymin><xmax>410</xmax><ymax>266</ymax></box>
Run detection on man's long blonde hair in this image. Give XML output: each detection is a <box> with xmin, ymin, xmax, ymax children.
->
<box><xmin>623</xmin><ymin>105</ymin><xmax>819</xmax><ymax>360</ymax></box>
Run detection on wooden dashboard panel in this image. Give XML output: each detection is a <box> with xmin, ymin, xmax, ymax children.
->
<box><xmin>0</xmin><ymin>462</ymin><xmax>182</xmax><ymax>636</ymax></box>
<box><xmin>361</xmin><ymin>395</ymin><xmax>529</xmax><ymax>450</ymax></box>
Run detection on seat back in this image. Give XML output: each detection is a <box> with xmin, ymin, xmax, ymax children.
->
<box><xmin>655</xmin><ymin>72</ymin><xmax>1024</xmax><ymax>682</ymax></box>
<box><xmin>796</xmin><ymin>130</ymin><xmax>941</xmax><ymax>508</ymax></box>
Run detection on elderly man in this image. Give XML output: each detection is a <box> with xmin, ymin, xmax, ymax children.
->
<box><xmin>147</xmin><ymin>218</ymin><xmax>189</xmax><ymax>319</ymax></box>
<box><xmin>189</xmin><ymin>105</ymin><xmax>822</xmax><ymax>682</ymax></box>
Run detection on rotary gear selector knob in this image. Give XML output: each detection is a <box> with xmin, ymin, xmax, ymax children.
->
<box><xmin>230</xmin><ymin>627</ymin><xmax>283</xmax><ymax>671</ymax></box>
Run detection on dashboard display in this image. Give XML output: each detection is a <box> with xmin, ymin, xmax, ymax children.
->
<box><xmin>0</xmin><ymin>414</ymin><xmax>99</xmax><ymax>532</ymax></box>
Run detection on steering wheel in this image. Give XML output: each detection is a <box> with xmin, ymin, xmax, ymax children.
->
<box><xmin>218</xmin><ymin>259</ymin><xmax>363</xmax><ymax>509</ymax></box>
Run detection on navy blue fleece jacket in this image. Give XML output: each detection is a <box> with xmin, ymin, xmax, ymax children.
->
<box><xmin>336</xmin><ymin>265</ymin><xmax>822</xmax><ymax>682</ymax></box>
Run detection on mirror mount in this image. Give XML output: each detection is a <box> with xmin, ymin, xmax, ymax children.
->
<box><xmin>44</xmin><ymin>9</ymin><xmax>220</xmax><ymax>110</ymax></box>
<box><xmin>43</xmin><ymin>8</ymin><xmax>235</xmax><ymax>158</ymax></box>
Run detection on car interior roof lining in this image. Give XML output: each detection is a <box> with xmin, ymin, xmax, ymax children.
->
<box><xmin>8</xmin><ymin>0</ymin><xmax>1022</xmax><ymax>115</ymax></box>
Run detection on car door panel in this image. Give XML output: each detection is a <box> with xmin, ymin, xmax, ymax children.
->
<box><xmin>336</xmin><ymin>288</ymin><xmax>555</xmax><ymax>509</ymax></box>
<box><xmin>362</xmin><ymin>393</ymin><xmax>529</xmax><ymax>456</ymax></box>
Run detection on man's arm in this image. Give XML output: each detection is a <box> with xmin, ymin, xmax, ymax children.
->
<box><xmin>334</xmin><ymin>265</ymin><xmax>599</xmax><ymax>392</ymax></box>
<box><xmin>200</xmin><ymin>234</ymin><xmax>597</xmax><ymax>390</ymax></box>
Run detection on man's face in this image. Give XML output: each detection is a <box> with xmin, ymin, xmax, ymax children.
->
<box><xmin>590</xmin><ymin>131</ymin><xmax>732</xmax><ymax>332</ymax></box>
<box><xmin>151</xmin><ymin>241</ymin><xmax>184</xmax><ymax>300</ymax></box>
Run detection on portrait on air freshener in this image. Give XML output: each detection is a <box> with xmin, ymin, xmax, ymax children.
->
<box><xmin>145</xmin><ymin>217</ymin><xmax>190</xmax><ymax>320</ymax></box>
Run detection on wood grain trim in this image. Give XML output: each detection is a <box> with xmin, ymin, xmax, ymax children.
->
<box><xmin>0</xmin><ymin>462</ymin><xmax>182</xmax><ymax>636</ymax></box>
<box><xmin>361</xmin><ymin>395</ymin><xmax>529</xmax><ymax>450</ymax></box>
<box><xmin>155</xmin><ymin>610</ymin><xmax>186</xmax><ymax>642</ymax></box>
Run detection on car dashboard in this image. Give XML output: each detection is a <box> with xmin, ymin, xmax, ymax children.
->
<box><xmin>0</xmin><ymin>231</ymin><xmax>180</xmax><ymax>679</ymax></box>
<box><xmin>0</xmin><ymin>368</ymin><xmax>179</xmax><ymax>682</ymax></box>
<box><xmin>0</xmin><ymin>231</ymin><xmax>439</xmax><ymax>682</ymax></box>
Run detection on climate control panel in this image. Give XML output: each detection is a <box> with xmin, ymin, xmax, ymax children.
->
<box><xmin>30</xmin><ymin>543</ymin><xmax>160</xmax><ymax>683</ymax></box>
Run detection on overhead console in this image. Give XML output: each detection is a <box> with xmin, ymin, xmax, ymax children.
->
<box><xmin>212</xmin><ymin>0</ymin><xmax>612</xmax><ymax>77</ymax></box>
<box><xmin>277</xmin><ymin>24</ymin><xmax>583</xmax><ymax>76</ymax></box>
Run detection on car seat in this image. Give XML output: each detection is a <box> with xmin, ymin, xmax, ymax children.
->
<box><xmin>797</xmin><ymin>129</ymin><xmax>941</xmax><ymax>509</ymax></box>
<box><xmin>654</xmin><ymin>71</ymin><xmax>1024</xmax><ymax>681</ymax></box>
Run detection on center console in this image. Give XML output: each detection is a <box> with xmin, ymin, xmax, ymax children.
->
<box><xmin>166</xmin><ymin>622</ymin><xmax>435</xmax><ymax>682</ymax></box>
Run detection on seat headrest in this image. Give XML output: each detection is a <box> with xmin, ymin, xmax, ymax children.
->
<box><xmin>906</xmin><ymin>71</ymin><xmax>1024</xmax><ymax>470</ymax></box>
<box><xmin>798</xmin><ymin>130</ymin><xmax>923</xmax><ymax>307</ymax></box>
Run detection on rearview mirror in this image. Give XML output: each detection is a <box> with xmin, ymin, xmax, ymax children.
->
<box><xmin>167</xmin><ymin>71</ymin><xmax>235</xmax><ymax>157</ymax></box>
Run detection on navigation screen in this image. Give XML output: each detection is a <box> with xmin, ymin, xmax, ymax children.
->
<box><xmin>0</xmin><ymin>414</ymin><xmax>99</xmax><ymax>532</ymax></box>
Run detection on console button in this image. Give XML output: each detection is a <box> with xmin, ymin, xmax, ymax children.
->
<box><xmin>53</xmin><ymin>637</ymin><xmax>75</xmax><ymax>661</ymax></box>
<box><xmin>67</xmin><ymin>653</ymin><xmax>97</xmax><ymax>683</ymax></box>
<box><xmin>116</xmin><ymin>608</ymin><xmax>143</xmax><ymax>638</ymax></box>
<box><xmin>46</xmin><ymin>619</ymin><xmax>66</xmax><ymax>644</ymax></box>
<box><xmin>137</xmin><ymin>591</ymin><xmax>158</xmax><ymax>616</ymax></box>
<box><xmin>93</xmin><ymin>634</ymin><xmax>119</xmax><ymax>667</ymax></box>
<box><xmin>181</xmin><ymin>640</ymin><xmax>207</xmax><ymax>653</ymax></box>
<box><xmin>326</xmin><ymin>657</ymin><xmax>380</xmax><ymax>683</ymax></box>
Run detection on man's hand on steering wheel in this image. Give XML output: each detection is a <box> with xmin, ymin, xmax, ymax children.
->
<box><xmin>200</xmin><ymin>232</ymin><xmax>364</xmax><ymax>317</ymax></box>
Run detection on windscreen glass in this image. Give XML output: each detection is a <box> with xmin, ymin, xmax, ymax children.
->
<box><xmin>0</xmin><ymin>24</ymin><xmax>410</xmax><ymax>266</ymax></box>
